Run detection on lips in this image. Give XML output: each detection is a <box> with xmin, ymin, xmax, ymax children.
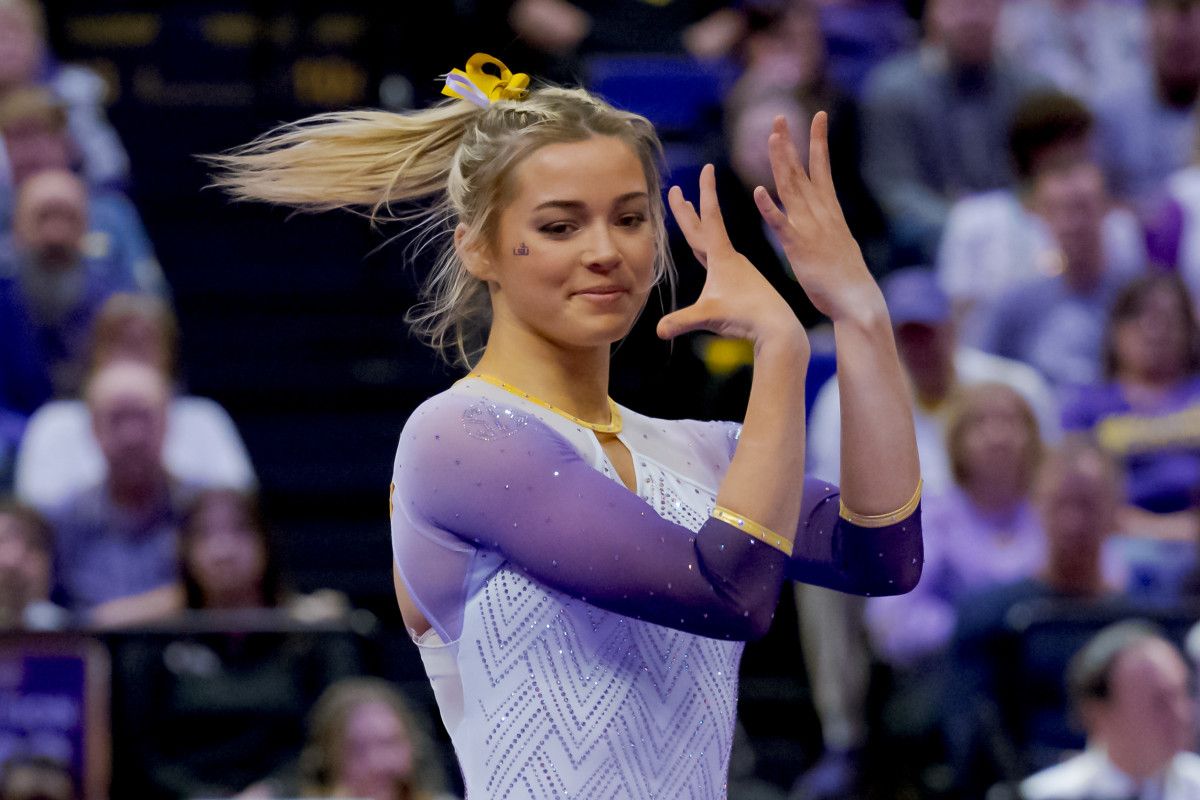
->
<box><xmin>573</xmin><ymin>286</ymin><xmax>628</xmax><ymax>296</ymax></box>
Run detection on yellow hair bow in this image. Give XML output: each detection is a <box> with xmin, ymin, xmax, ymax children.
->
<box><xmin>442</xmin><ymin>53</ymin><xmax>530</xmax><ymax>108</ymax></box>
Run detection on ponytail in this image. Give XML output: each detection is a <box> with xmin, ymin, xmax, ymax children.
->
<box><xmin>209</xmin><ymin>86</ymin><xmax>672</xmax><ymax>368</ymax></box>
<box><xmin>205</xmin><ymin>102</ymin><xmax>479</xmax><ymax>221</ymax></box>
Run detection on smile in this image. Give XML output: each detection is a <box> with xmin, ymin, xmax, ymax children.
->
<box><xmin>573</xmin><ymin>287</ymin><xmax>630</xmax><ymax>303</ymax></box>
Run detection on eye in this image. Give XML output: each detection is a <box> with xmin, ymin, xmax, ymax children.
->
<box><xmin>539</xmin><ymin>221</ymin><xmax>577</xmax><ymax>236</ymax></box>
<box><xmin>618</xmin><ymin>212</ymin><xmax>647</xmax><ymax>228</ymax></box>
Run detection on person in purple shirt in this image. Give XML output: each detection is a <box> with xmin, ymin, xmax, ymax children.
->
<box><xmin>1062</xmin><ymin>274</ymin><xmax>1200</xmax><ymax>523</ymax></box>
<box><xmin>210</xmin><ymin>59</ymin><xmax>922</xmax><ymax>799</ymax></box>
<box><xmin>867</xmin><ymin>382</ymin><xmax>1046</xmax><ymax>669</ymax></box>
<box><xmin>947</xmin><ymin>437</ymin><xmax>1126</xmax><ymax>795</ymax></box>
<box><xmin>49</xmin><ymin>360</ymin><xmax>195</xmax><ymax>611</ymax></box>
<box><xmin>0</xmin><ymin>169</ymin><xmax>140</xmax><ymax>397</ymax></box>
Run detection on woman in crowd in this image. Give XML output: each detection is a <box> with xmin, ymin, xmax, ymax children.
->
<box><xmin>1062</xmin><ymin>274</ymin><xmax>1200</xmax><ymax>536</ymax></box>
<box><xmin>294</xmin><ymin>678</ymin><xmax>455</xmax><ymax>800</ymax></box>
<box><xmin>867</xmin><ymin>382</ymin><xmax>1046</xmax><ymax>669</ymax></box>
<box><xmin>108</xmin><ymin>488</ymin><xmax>358</xmax><ymax>797</ymax></box>
<box><xmin>210</xmin><ymin>53</ymin><xmax>922</xmax><ymax>797</ymax></box>
<box><xmin>92</xmin><ymin>488</ymin><xmax>346</xmax><ymax>626</ymax></box>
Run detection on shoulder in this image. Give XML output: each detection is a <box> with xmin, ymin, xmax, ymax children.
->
<box><xmin>1020</xmin><ymin>750</ymin><xmax>1103</xmax><ymax>800</ymax></box>
<box><xmin>1174</xmin><ymin>751</ymin><xmax>1200</xmax><ymax>785</ymax></box>
<box><xmin>392</xmin><ymin>384</ymin><xmax>589</xmax><ymax>492</ymax></box>
<box><xmin>25</xmin><ymin>399</ymin><xmax>88</xmax><ymax>432</ymax></box>
<box><xmin>956</xmin><ymin>346</ymin><xmax>1050</xmax><ymax>391</ymax></box>
<box><xmin>48</xmin><ymin>63</ymin><xmax>108</xmax><ymax>105</ymax></box>
<box><xmin>170</xmin><ymin>395</ymin><xmax>238</xmax><ymax>426</ymax></box>
<box><xmin>398</xmin><ymin>384</ymin><xmax>558</xmax><ymax>450</ymax></box>
<box><xmin>946</xmin><ymin>190</ymin><xmax>1022</xmax><ymax>225</ymax></box>
<box><xmin>1168</xmin><ymin>165</ymin><xmax>1200</xmax><ymax>203</ymax></box>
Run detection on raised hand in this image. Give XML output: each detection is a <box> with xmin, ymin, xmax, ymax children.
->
<box><xmin>754</xmin><ymin>112</ymin><xmax>880</xmax><ymax>321</ymax></box>
<box><xmin>657</xmin><ymin>164</ymin><xmax>807</xmax><ymax>350</ymax></box>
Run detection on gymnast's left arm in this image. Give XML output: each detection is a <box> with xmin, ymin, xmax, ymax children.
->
<box><xmin>753</xmin><ymin>111</ymin><xmax>922</xmax><ymax>594</ymax></box>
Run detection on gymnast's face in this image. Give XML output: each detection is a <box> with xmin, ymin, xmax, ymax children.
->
<box><xmin>468</xmin><ymin>135</ymin><xmax>657</xmax><ymax>352</ymax></box>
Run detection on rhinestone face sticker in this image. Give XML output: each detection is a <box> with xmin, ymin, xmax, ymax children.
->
<box><xmin>461</xmin><ymin>399</ymin><xmax>531</xmax><ymax>442</ymax></box>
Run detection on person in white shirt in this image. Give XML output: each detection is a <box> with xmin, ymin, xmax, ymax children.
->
<box><xmin>1022</xmin><ymin>621</ymin><xmax>1200</xmax><ymax>800</ymax></box>
<box><xmin>937</xmin><ymin>90</ymin><xmax>1145</xmax><ymax>346</ymax></box>
<box><xmin>14</xmin><ymin>292</ymin><xmax>255</xmax><ymax>510</ymax></box>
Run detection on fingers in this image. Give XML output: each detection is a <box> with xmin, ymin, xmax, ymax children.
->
<box><xmin>753</xmin><ymin>186</ymin><xmax>800</xmax><ymax>281</ymax></box>
<box><xmin>807</xmin><ymin>111</ymin><xmax>836</xmax><ymax>200</ymax></box>
<box><xmin>767</xmin><ymin>117</ymin><xmax>818</xmax><ymax>219</ymax></box>
<box><xmin>697</xmin><ymin>164</ymin><xmax>734</xmax><ymax>254</ymax></box>
<box><xmin>656</xmin><ymin>300</ymin><xmax>716</xmax><ymax>340</ymax></box>
<box><xmin>668</xmin><ymin>185</ymin><xmax>700</xmax><ymax>231</ymax></box>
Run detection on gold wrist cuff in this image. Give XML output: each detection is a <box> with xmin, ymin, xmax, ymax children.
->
<box><xmin>839</xmin><ymin>479</ymin><xmax>923</xmax><ymax>528</ymax></box>
<box><xmin>711</xmin><ymin>505</ymin><xmax>794</xmax><ymax>557</ymax></box>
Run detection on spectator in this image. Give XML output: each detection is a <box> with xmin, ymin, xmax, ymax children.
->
<box><xmin>809</xmin><ymin>267</ymin><xmax>1058</xmax><ymax>490</ymax></box>
<box><xmin>0</xmin><ymin>756</ymin><xmax>75</xmax><ymax>800</ymax></box>
<box><xmin>949</xmin><ymin>437</ymin><xmax>1125</xmax><ymax>793</ymax></box>
<box><xmin>1021</xmin><ymin>622</ymin><xmax>1200</xmax><ymax>799</ymax></box>
<box><xmin>793</xmin><ymin>268</ymin><xmax>1057</xmax><ymax>800</ymax></box>
<box><xmin>996</xmin><ymin>0</ymin><xmax>1147</xmax><ymax>108</ymax></box>
<box><xmin>937</xmin><ymin>90</ymin><xmax>1146</xmax><ymax>344</ymax></box>
<box><xmin>15</xmin><ymin>292</ymin><xmax>255</xmax><ymax>511</ymax></box>
<box><xmin>0</xmin><ymin>86</ymin><xmax>164</xmax><ymax>293</ymax></box>
<box><xmin>0</xmin><ymin>0</ymin><xmax>129</xmax><ymax>191</ymax></box>
<box><xmin>727</xmin><ymin>1</ymin><xmax>889</xmax><ymax>274</ymax></box>
<box><xmin>0</xmin><ymin>169</ymin><xmax>139</xmax><ymax>395</ymax></box>
<box><xmin>1096</xmin><ymin>0</ymin><xmax>1200</xmax><ymax>205</ymax></box>
<box><xmin>0</xmin><ymin>499</ymin><xmax>65</xmax><ymax>629</ymax></box>
<box><xmin>48</xmin><ymin>360</ymin><xmax>196</xmax><ymax>611</ymax></box>
<box><xmin>95</xmin><ymin>491</ymin><xmax>358</xmax><ymax>798</ymax></box>
<box><xmin>977</xmin><ymin>161</ymin><xmax>1131</xmax><ymax>389</ymax></box>
<box><xmin>287</xmin><ymin>678</ymin><xmax>455</xmax><ymax>800</ymax></box>
<box><xmin>91</xmin><ymin>489</ymin><xmax>345</xmax><ymax>627</ymax></box>
<box><xmin>1063</xmin><ymin>275</ymin><xmax>1200</xmax><ymax>521</ymax></box>
<box><xmin>866</xmin><ymin>383</ymin><xmax>1046</xmax><ymax>669</ymax></box>
<box><xmin>860</xmin><ymin>0</ymin><xmax>1045</xmax><ymax>262</ymax></box>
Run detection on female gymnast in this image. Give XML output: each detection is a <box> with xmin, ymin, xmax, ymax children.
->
<box><xmin>212</xmin><ymin>53</ymin><xmax>922</xmax><ymax>799</ymax></box>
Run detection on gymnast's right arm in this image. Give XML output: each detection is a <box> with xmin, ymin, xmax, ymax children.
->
<box><xmin>392</xmin><ymin>392</ymin><xmax>808</xmax><ymax>642</ymax></box>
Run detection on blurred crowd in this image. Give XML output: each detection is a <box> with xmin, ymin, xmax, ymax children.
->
<box><xmin>4</xmin><ymin>0</ymin><xmax>1200</xmax><ymax>798</ymax></box>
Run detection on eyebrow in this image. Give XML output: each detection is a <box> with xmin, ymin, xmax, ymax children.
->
<box><xmin>532</xmin><ymin>191</ymin><xmax>649</xmax><ymax>212</ymax></box>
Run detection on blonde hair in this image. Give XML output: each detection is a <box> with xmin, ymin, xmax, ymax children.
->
<box><xmin>944</xmin><ymin>382</ymin><xmax>1043</xmax><ymax>491</ymax></box>
<box><xmin>207</xmin><ymin>87</ymin><xmax>673</xmax><ymax>367</ymax></box>
<box><xmin>300</xmin><ymin>677</ymin><xmax>446</xmax><ymax>800</ymax></box>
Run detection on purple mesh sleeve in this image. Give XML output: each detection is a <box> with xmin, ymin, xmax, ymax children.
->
<box><xmin>784</xmin><ymin>482</ymin><xmax>923</xmax><ymax>596</ymax></box>
<box><xmin>394</xmin><ymin>399</ymin><xmax>790</xmax><ymax>641</ymax></box>
<box><xmin>720</xmin><ymin>423</ymin><xmax>923</xmax><ymax>596</ymax></box>
<box><xmin>393</xmin><ymin>398</ymin><xmax>922</xmax><ymax>643</ymax></box>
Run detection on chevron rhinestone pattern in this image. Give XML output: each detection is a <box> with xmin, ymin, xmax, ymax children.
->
<box><xmin>451</xmin><ymin>458</ymin><xmax>744</xmax><ymax>799</ymax></box>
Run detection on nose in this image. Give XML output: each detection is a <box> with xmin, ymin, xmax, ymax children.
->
<box><xmin>581</xmin><ymin>223</ymin><xmax>621</xmax><ymax>273</ymax></box>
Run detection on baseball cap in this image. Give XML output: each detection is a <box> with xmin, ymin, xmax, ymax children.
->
<box><xmin>880</xmin><ymin>267</ymin><xmax>951</xmax><ymax>327</ymax></box>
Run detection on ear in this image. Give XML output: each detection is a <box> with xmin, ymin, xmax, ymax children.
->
<box><xmin>455</xmin><ymin>223</ymin><xmax>494</xmax><ymax>282</ymax></box>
